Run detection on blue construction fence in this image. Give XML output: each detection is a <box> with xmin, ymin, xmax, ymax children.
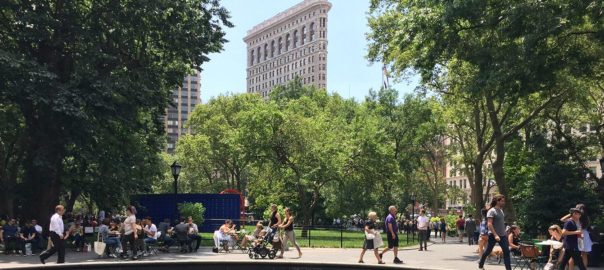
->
<box><xmin>131</xmin><ymin>193</ymin><xmax>240</xmax><ymax>232</ymax></box>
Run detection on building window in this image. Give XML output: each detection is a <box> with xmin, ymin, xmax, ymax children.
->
<box><xmin>250</xmin><ymin>50</ymin><xmax>255</xmax><ymax>65</ymax></box>
<box><xmin>285</xmin><ymin>33</ymin><xmax>290</xmax><ymax>51</ymax></box>
<box><xmin>302</xmin><ymin>26</ymin><xmax>306</xmax><ymax>44</ymax></box>
<box><xmin>293</xmin><ymin>30</ymin><xmax>298</xmax><ymax>48</ymax></box>
<box><xmin>310</xmin><ymin>22</ymin><xmax>315</xmax><ymax>41</ymax></box>
<box><xmin>278</xmin><ymin>37</ymin><xmax>283</xmax><ymax>55</ymax></box>
<box><xmin>256</xmin><ymin>47</ymin><xmax>261</xmax><ymax>64</ymax></box>
<box><xmin>271</xmin><ymin>40</ymin><xmax>275</xmax><ymax>58</ymax></box>
<box><xmin>264</xmin><ymin>44</ymin><xmax>268</xmax><ymax>61</ymax></box>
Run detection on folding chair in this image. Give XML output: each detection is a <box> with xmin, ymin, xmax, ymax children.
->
<box><xmin>518</xmin><ymin>244</ymin><xmax>542</xmax><ymax>270</ymax></box>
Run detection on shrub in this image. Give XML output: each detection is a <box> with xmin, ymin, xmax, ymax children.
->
<box><xmin>178</xmin><ymin>202</ymin><xmax>205</xmax><ymax>226</ymax></box>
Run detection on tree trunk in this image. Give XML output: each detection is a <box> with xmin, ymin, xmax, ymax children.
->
<box><xmin>0</xmin><ymin>190</ymin><xmax>14</xmax><ymax>218</ymax></box>
<box><xmin>66</xmin><ymin>189</ymin><xmax>81</xmax><ymax>213</ymax></box>
<box><xmin>473</xmin><ymin>157</ymin><xmax>485</xmax><ymax>218</ymax></box>
<box><xmin>493</xmin><ymin>137</ymin><xmax>516</xmax><ymax>223</ymax></box>
<box><xmin>485</xmin><ymin>97</ymin><xmax>517</xmax><ymax>223</ymax></box>
<box><xmin>21</xmin><ymin>117</ymin><xmax>65</xmax><ymax>229</ymax></box>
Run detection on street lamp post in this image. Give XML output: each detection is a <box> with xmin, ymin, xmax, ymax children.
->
<box><xmin>411</xmin><ymin>193</ymin><xmax>416</xmax><ymax>243</ymax></box>
<box><xmin>599</xmin><ymin>158</ymin><xmax>604</xmax><ymax>175</ymax></box>
<box><xmin>171</xmin><ymin>161</ymin><xmax>182</xmax><ymax>222</ymax></box>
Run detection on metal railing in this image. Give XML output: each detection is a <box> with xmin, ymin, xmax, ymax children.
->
<box><xmin>206</xmin><ymin>219</ymin><xmax>419</xmax><ymax>248</ymax></box>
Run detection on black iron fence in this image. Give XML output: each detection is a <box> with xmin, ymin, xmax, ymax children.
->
<box><xmin>206</xmin><ymin>219</ymin><xmax>420</xmax><ymax>248</ymax></box>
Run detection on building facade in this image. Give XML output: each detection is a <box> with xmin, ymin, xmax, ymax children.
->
<box><xmin>165</xmin><ymin>71</ymin><xmax>201</xmax><ymax>153</ymax></box>
<box><xmin>244</xmin><ymin>0</ymin><xmax>331</xmax><ymax>99</ymax></box>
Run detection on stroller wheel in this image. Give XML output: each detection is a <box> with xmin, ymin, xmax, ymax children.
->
<box><xmin>254</xmin><ymin>253</ymin><xmax>259</xmax><ymax>259</ymax></box>
<box><xmin>261</xmin><ymin>253</ymin><xmax>267</xmax><ymax>259</ymax></box>
<box><xmin>268</xmin><ymin>249</ymin><xmax>276</xmax><ymax>259</ymax></box>
<box><xmin>248</xmin><ymin>249</ymin><xmax>254</xmax><ymax>259</ymax></box>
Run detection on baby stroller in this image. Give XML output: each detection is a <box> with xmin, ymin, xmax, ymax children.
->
<box><xmin>248</xmin><ymin>228</ymin><xmax>278</xmax><ymax>259</ymax></box>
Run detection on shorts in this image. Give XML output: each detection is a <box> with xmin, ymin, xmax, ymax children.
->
<box><xmin>363</xmin><ymin>239</ymin><xmax>375</xmax><ymax>250</ymax></box>
<box><xmin>386</xmin><ymin>233</ymin><xmax>399</xmax><ymax>248</ymax></box>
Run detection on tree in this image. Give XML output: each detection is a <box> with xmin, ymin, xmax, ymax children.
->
<box><xmin>506</xmin><ymin>126</ymin><xmax>599</xmax><ymax>236</ymax></box>
<box><xmin>368</xmin><ymin>0</ymin><xmax>604</xmax><ymax>221</ymax></box>
<box><xmin>186</xmin><ymin>94</ymin><xmax>268</xmax><ymax>192</ymax></box>
<box><xmin>0</xmin><ymin>104</ymin><xmax>25</xmax><ymax>217</ymax></box>
<box><xmin>0</xmin><ymin>0</ymin><xmax>232</xmax><ymax>221</ymax></box>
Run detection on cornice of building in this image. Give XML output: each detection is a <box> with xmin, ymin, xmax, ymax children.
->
<box><xmin>244</xmin><ymin>0</ymin><xmax>332</xmax><ymax>42</ymax></box>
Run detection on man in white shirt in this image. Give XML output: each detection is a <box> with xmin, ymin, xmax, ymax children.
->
<box><xmin>40</xmin><ymin>205</ymin><xmax>67</xmax><ymax>264</ymax></box>
<box><xmin>417</xmin><ymin>209</ymin><xmax>430</xmax><ymax>251</ymax></box>
<box><xmin>143</xmin><ymin>217</ymin><xmax>158</xmax><ymax>246</ymax></box>
<box><xmin>187</xmin><ymin>216</ymin><xmax>201</xmax><ymax>252</ymax></box>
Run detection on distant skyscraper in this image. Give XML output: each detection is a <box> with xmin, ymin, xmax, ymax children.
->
<box><xmin>244</xmin><ymin>0</ymin><xmax>331</xmax><ymax>99</ymax></box>
<box><xmin>165</xmin><ymin>71</ymin><xmax>201</xmax><ymax>153</ymax></box>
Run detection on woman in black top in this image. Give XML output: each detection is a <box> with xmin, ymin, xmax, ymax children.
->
<box><xmin>268</xmin><ymin>204</ymin><xmax>282</xmax><ymax>229</ymax></box>
<box><xmin>267</xmin><ymin>204</ymin><xmax>284</xmax><ymax>258</ymax></box>
<box><xmin>358</xmin><ymin>212</ymin><xmax>384</xmax><ymax>264</ymax></box>
<box><xmin>279</xmin><ymin>208</ymin><xmax>302</xmax><ymax>258</ymax></box>
<box><xmin>507</xmin><ymin>225</ymin><xmax>521</xmax><ymax>256</ymax></box>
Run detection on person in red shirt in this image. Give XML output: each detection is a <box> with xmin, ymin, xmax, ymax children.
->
<box><xmin>456</xmin><ymin>215</ymin><xmax>465</xmax><ymax>243</ymax></box>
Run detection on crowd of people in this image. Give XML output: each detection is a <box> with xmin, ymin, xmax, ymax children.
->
<box><xmin>474</xmin><ymin>195</ymin><xmax>593</xmax><ymax>270</ymax></box>
<box><xmin>1</xmin><ymin>198</ymin><xmax>596</xmax><ymax>269</ymax></box>
<box><xmin>211</xmin><ymin>205</ymin><xmax>303</xmax><ymax>259</ymax></box>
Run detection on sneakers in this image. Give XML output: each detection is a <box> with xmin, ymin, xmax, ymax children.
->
<box><xmin>379</xmin><ymin>253</ymin><xmax>383</xmax><ymax>259</ymax></box>
<box><xmin>393</xmin><ymin>257</ymin><xmax>403</xmax><ymax>264</ymax></box>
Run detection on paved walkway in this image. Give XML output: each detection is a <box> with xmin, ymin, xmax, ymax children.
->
<box><xmin>1</xmin><ymin>241</ymin><xmax>603</xmax><ymax>269</ymax></box>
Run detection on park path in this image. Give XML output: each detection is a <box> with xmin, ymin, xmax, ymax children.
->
<box><xmin>1</xmin><ymin>241</ymin><xmax>603</xmax><ymax>269</ymax></box>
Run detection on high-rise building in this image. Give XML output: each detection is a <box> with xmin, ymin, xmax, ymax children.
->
<box><xmin>244</xmin><ymin>0</ymin><xmax>331</xmax><ymax>99</ymax></box>
<box><xmin>165</xmin><ymin>71</ymin><xmax>201</xmax><ymax>153</ymax></box>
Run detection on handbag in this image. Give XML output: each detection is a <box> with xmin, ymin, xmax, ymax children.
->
<box><xmin>93</xmin><ymin>233</ymin><xmax>106</xmax><ymax>256</ymax></box>
<box><xmin>365</xmin><ymin>229</ymin><xmax>375</xmax><ymax>240</ymax></box>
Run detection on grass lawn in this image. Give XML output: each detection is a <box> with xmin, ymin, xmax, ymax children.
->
<box><xmin>198</xmin><ymin>227</ymin><xmax>419</xmax><ymax>249</ymax></box>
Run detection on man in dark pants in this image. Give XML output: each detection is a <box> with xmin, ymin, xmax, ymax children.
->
<box><xmin>465</xmin><ymin>215</ymin><xmax>476</xmax><ymax>245</ymax></box>
<box><xmin>187</xmin><ymin>216</ymin><xmax>201</xmax><ymax>252</ymax></box>
<box><xmin>40</xmin><ymin>205</ymin><xmax>67</xmax><ymax>264</ymax></box>
<box><xmin>558</xmin><ymin>208</ymin><xmax>587</xmax><ymax>270</ymax></box>
<box><xmin>379</xmin><ymin>206</ymin><xmax>403</xmax><ymax>264</ymax></box>
<box><xmin>478</xmin><ymin>195</ymin><xmax>511</xmax><ymax>270</ymax></box>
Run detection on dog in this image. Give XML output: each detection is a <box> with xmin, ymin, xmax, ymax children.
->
<box><xmin>486</xmin><ymin>247</ymin><xmax>503</xmax><ymax>264</ymax></box>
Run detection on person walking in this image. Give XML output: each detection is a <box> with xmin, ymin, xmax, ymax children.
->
<box><xmin>379</xmin><ymin>206</ymin><xmax>403</xmax><ymax>264</ymax></box>
<box><xmin>558</xmin><ymin>208</ymin><xmax>587</xmax><ymax>270</ymax></box>
<box><xmin>478</xmin><ymin>208</ymin><xmax>488</xmax><ymax>256</ymax></box>
<box><xmin>465</xmin><ymin>215</ymin><xmax>476</xmax><ymax>245</ymax></box>
<box><xmin>119</xmin><ymin>206</ymin><xmax>138</xmax><ymax>260</ymax></box>
<box><xmin>434</xmin><ymin>220</ymin><xmax>439</xmax><ymax>238</ymax></box>
<box><xmin>279</xmin><ymin>208</ymin><xmax>302</xmax><ymax>258</ymax></box>
<box><xmin>358</xmin><ymin>212</ymin><xmax>384</xmax><ymax>264</ymax></box>
<box><xmin>40</xmin><ymin>205</ymin><xmax>67</xmax><ymax>264</ymax></box>
<box><xmin>560</xmin><ymin>203</ymin><xmax>592</xmax><ymax>269</ymax></box>
<box><xmin>267</xmin><ymin>204</ymin><xmax>284</xmax><ymax>258</ymax></box>
<box><xmin>478</xmin><ymin>195</ymin><xmax>511</xmax><ymax>270</ymax></box>
<box><xmin>440</xmin><ymin>217</ymin><xmax>447</xmax><ymax>242</ymax></box>
<box><xmin>417</xmin><ymin>209</ymin><xmax>429</xmax><ymax>251</ymax></box>
<box><xmin>456</xmin><ymin>215</ymin><xmax>465</xmax><ymax>243</ymax></box>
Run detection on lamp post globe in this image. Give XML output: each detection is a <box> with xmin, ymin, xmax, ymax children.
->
<box><xmin>171</xmin><ymin>161</ymin><xmax>182</xmax><ymax>179</ymax></box>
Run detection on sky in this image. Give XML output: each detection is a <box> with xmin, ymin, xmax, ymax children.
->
<box><xmin>200</xmin><ymin>0</ymin><xmax>419</xmax><ymax>103</ymax></box>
